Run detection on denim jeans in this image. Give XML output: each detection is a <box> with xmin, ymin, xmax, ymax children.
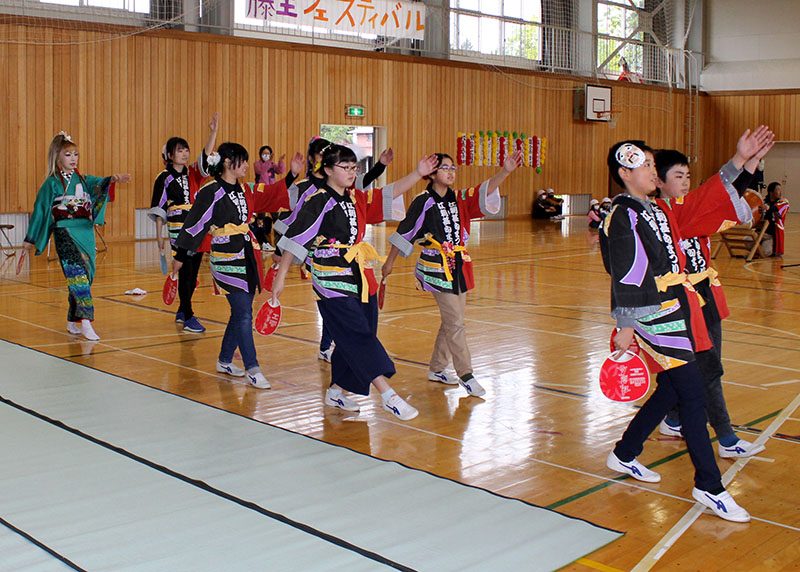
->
<box><xmin>219</xmin><ymin>290</ymin><xmax>258</xmax><ymax>370</ymax></box>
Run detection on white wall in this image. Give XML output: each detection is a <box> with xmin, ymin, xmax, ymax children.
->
<box><xmin>702</xmin><ymin>0</ymin><xmax>800</xmax><ymax>91</ymax></box>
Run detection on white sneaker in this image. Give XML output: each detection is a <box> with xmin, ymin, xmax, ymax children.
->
<box><xmin>216</xmin><ymin>361</ymin><xmax>245</xmax><ymax>377</ymax></box>
<box><xmin>659</xmin><ymin>419</ymin><xmax>683</xmax><ymax>437</ymax></box>
<box><xmin>428</xmin><ymin>370</ymin><xmax>459</xmax><ymax>385</ymax></box>
<box><xmin>718</xmin><ymin>439</ymin><xmax>765</xmax><ymax>459</ymax></box>
<box><xmin>247</xmin><ymin>372</ymin><xmax>271</xmax><ymax>389</ymax></box>
<box><xmin>606</xmin><ymin>451</ymin><xmax>661</xmax><ymax>483</ymax></box>
<box><xmin>458</xmin><ymin>375</ymin><xmax>486</xmax><ymax>397</ymax></box>
<box><xmin>66</xmin><ymin>322</ymin><xmax>81</xmax><ymax>335</ymax></box>
<box><xmin>382</xmin><ymin>394</ymin><xmax>418</xmax><ymax>421</ymax></box>
<box><xmin>262</xmin><ymin>243</ymin><xmax>276</xmax><ymax>252</ymax></box>
<box><xmin>692</xmin><ymin>487</ymin><xmax>750</xmax><ymax>523</ymax></box>
<box><xmin>318</xmin><ymin>347</ymin><xmax>334</xmax><ymax>363</ymax></box>
<box><xmin>80</xmin><ymin>320</ymin><xmax>100</xmax><ymax>341</ymax></box>
<box><xmin>324</xmin><ymin>388</ymin><xmax>360</xmax><ymax>412</ymax></box>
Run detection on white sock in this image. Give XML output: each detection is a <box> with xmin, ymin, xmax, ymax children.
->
<box><xmin>328</xmin><ymin>386</ymin><xmax>341</xmax><ymax>396</ymax></box>
<box><xmin>381</xmin><ymin>389</ymin><xmax>397</xmax><ymax>402</ymax></box>
<box><xmin>246</xmin><ymin>366</ymin><xmax>261</xmax><ymax>375</ymax></box>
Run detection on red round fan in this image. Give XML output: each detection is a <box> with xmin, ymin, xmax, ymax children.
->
<box><xmin>378</xmin><ymin>278</ymin><xmax>387</xmax><ymax>310</ymax></box>
<box><xmin>263</xmin><ymin>263</ymin><xmax>279</xmax><ymax>292</ymax></box>
<box><xmin>162</xmin><ymin>273</ymin><xmax>178</xmax><ymax>305</ymax></box>
<box><xmin>15</xmin><ymin>250</ymin><xmax>27</xmax><ymax>275</ymax></box>
<box><xmin>598</xmin><ymin>350</ymin><xmax>651</xmax><ymax>402</ymax></box>
<box><xmin>255</xmin><ymin>298</ymin><xmax>282</xmax><ymax>336</ymax></box>
<box><xmin>609</xmin><ymin>328</ymin><xmax>641</xmax><ymax>354</ymax></box>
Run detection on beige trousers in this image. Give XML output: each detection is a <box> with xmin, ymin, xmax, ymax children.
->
<box><xmin>429</xmin><ymin>290</ymin><xmax>472</xmax><ymax>377</ymax></box>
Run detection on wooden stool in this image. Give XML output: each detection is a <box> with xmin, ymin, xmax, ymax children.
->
<box><xmin>716</xmin><ymin>220</ymin><xmax>770</xmax><ymax>262</ymax></box>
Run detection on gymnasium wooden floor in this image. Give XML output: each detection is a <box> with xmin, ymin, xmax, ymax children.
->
<box><xmin>2</xmin><ymin>215</ymin><xmax>799</xmax><ymax>571</ymax></box>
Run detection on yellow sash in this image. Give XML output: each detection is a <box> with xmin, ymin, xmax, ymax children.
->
<box><xmin>210</xmin><ymin>223</ymin><xmax>250</xmax><ymax>237</ymax></box>
<box><xmin>655</xmin><ymin>271</ymin><xmax>705</xmax><ymax>306</ymax></box>
<box><xmin>167</xmin><ymin>204</ymin><xmax>192</xmax><ymax>214</ymax></box>
<box><xmin>330</xmin><ymin>241</ymin><xmax>385</xmax><ymax>302</ymax></box>
<box><xmin>423</xmin><ymin>234</ymin><xmax>466</xmax><ymax>283</ymax></box>
<box><xmin>687</xmin><ymin>267</ymin><xmax>722</xmax><ymax>287</ymax></box>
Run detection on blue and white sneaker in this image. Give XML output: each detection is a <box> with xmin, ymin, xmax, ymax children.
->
<box><xmin>324</xmin><ymin>388</ymin><xmax>360</xmax><ymax>412</ymax></box>
<box><xmin>692</xmin><ymin>487</ymin><xmax>750</xmax><ymax>522</ymax></box>
<box><xmin>719</xmin><ymin>439</ymin><xmax>765</xmax><ymax>459</ymax></box>
<box><xmin>183</xmin><ymin>316</ymin><xmax>206</xmax><ymax>333</ymax></box>
<box><xmin>247</xmin><ymin>372</ymin><xmax>271</xmax><ymax>389</ymax></box>
<box><xmin>428</xmin><ymin>370</ymin><xmax>459</xmax><ymax>385</ymax></box>
<box><xmin>175</xmin><ymin>311</ymin><xmax>185</xmax><ymax>324</ymax></box>
<box><xmin>216</xmin><ymin>361</ymin><xmax>245</xmax><ymax>377</ymax></box>
<box><xmin>318</xmin><ymin>347</ymin><xmax>334</xmax><ymax>363</ymax></box>
<box><xmin>382</xmin><ymin>394</ymin><xmax>418</xmax><ymax>421</ymax></box>
<box><xmin>659</xmin><ymin>419</ymin><xmax>683</xmax><ymax>437</ymax></box>
<box><xmin>458</xmin><ymin>374</ymin><xmax>486</xmax><ymax>397</ymax></box>
<box><xmin>606</xmin><ymin>451</ymin><xmax>661</xmax><ymax>483</ymax></box>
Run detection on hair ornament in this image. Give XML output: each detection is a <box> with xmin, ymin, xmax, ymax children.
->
<box><xmin>57</xmin><ymin>130</ymin><xmax>73</xmax><ymax>143</ymax></box>
<box><xmin>615</xmin><ymin>144</ymin><xmax>646</xmax><ymax>169</ymax></box>
<box><xmin>207</xmin><ymin>152</ymin><xmax>221</xmax><ymax>166</ymax></box>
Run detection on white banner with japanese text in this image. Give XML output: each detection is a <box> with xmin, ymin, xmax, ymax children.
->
<box><xmin>245</xmin><ymin>0</ymin><xmax>426</xmax><ymax>41</ymax></box>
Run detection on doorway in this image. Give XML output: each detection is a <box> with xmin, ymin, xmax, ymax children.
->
<box><xmin>319</xmin><ymin>125</ymin><xmax>388</xmax><ymax>188</ymax></box>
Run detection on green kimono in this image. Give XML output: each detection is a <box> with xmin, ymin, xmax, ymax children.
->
<box><xmin>25</xmin><ymin>172</ymin><xmax>112</xmax><ymax>321</ymax></box>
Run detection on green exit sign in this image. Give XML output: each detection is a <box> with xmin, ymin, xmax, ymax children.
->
<box><xmin>345</xmin><ymin>105</ymin><xmax>365</xmax><ymax>118</ymax></box>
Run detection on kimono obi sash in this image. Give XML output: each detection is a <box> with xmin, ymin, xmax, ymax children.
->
<box><xmin>330</xmin><ymin>241</ymin><xmax>385</xmax><ymax>303</ymax></box>
<box><xmin>211</xmin><ymin>223</ymin><xmax>251</xmax><ymax>238</ymax></box>
<box><xmin>423</xmin><ymin>233</ymin><xmax>467</xmax><ymax>283</ymax></box>
<box><xmin>687</xmin><ymin>267</ymin><xmax>722</xmax><ymax>287</ymax></box>
<box><xmin>52</xmin><ymin>195</ymin><xmax>92</xmax><ymax>222</ymax></box>
<box><xmin>167</xmin><ymin>204</ymin><xmax>192</xmax><ymax>215</ymax></box>
<box><xmin>655</xmin><ymin>271</ymin><xmax>705</xmax><ymax>306</ymax></box>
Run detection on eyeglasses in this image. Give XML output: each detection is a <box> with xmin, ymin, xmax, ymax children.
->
<box><xmin>437</xmin><ymin>166</ymin><xmax>457</xmax><ymax>172</ymax></box>
<box><xmin>334</xmin><ymin>164</ymin><xmax>359</xmax><ymax>173</ymax></box>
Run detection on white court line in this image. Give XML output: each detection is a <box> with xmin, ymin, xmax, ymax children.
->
<box><xmin>762</xmin><ymin>379</ymin><xmax>800</xmax><ymax>387</ymax></box>
<box><xmin>725</xmin><ymin>319</ymin><xmax>800</xmax><ymax>339</ymax></box>
<box><xmin>722</xmin><ymin>380</ymin><xmax>768</xmax><ymax>391</ymax></box>
<box><xmin>631</xmin><ymin>392</ymin><xmax>800</xmax><ymax>571</ymax></box>
<box><xmin>723</xmin><ymin>357</ymin><xmax>800</xmax><ymax>373</ymax></box>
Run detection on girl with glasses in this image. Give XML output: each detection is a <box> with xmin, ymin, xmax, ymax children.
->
<box><xmin>382</xmin><ymin>150</ymin><xmax>523</xmax><ymax>397</ymax></box>
<box><xmin>273</xmin><ymin>137</ymin><xmax>394</xmax><ymax>363</ymax></box>
<box><xmin>271</xmin><ymin>144</ymin><xmax>438</xmax><ymax>421</ymax></box>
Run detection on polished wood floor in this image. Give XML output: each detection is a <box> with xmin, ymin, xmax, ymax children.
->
<box><xmin>2</xmin><ymin>216</ymin><xmax>799</xmax><ymax>571</ymax></box>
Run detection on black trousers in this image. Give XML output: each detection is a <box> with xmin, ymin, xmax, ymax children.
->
<box><xmin>614</xmin><ymin>361</ymin><xmax>723</xmax><ymax>492</ymax></box>
<box><xmin>177</xmin><ymin>252</ymin><xmax>204</xmax><ymax>320</ymax></box>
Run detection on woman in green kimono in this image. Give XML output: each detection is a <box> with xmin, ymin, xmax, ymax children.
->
<box><xmin>23</xmin><ymin>132</ymin><xmax>130</xmax><ymax>341</ymax></box>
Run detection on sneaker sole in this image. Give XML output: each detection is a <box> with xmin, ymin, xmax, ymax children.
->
<box><xmin>184</xmin><ymin>327</ymin><xmax>206</xmax><ymax>333</ymax></box>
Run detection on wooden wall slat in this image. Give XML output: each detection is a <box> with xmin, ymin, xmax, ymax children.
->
<box><xmin>2</xmin><ymin>23</ymin><xmax>701</xmax><ymax>240</ymax></box>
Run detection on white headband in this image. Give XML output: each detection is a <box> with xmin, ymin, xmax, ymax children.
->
<box><xmin>615</xmin><ymin>143</ymin><xmax>646</xmax><ymax>169</ymax></box>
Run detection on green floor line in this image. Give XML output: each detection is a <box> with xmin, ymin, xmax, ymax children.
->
<box><xmin>546</xmin><ymin>409</ymin><xmax>782</xmax><ymax>511</ymax></box>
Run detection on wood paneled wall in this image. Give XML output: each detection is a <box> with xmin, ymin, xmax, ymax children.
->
<box><xmin>1</xmin><ymin>22</ymin><xmax>693</xmax><ymax>239</ymax></box>
<box><xmin>699</xmin><ymin>91</ymin><xmax>800</xmax><ymax>177</ymax></box>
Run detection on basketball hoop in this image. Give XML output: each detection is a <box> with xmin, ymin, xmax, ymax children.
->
<box><xmin>596</xmin><ymin>110</ymin><xmax>622</xmax><ymax>129</ymax></box>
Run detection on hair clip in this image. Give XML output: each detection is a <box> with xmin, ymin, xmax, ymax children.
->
<box><xmin>615</xmin><ymin>143</ymin><xmax>645</xmax><ymax>169</ymax></box>
<box><xmin>57</xmin><ymin>130</ymin><xmax>73</xmax><ymax>143</ymax></box>
<box><xmin>207</xmin><ymin>152</ymin><xmax>221</xmax><ymax>166</ymax></box>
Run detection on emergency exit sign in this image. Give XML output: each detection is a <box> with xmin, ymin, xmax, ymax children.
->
<box><xmin>345</xmin><ymin>105</ymin><xmax>365</xmax><ymax>118</ymax></box>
